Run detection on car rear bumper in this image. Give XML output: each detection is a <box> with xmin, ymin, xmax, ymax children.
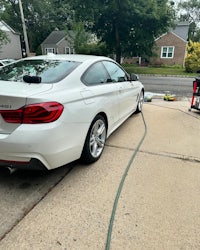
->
<box><xmin>0</xmin><ymin>121</ymin><xmax>89</xmax><ymax>170</ymax></box>
<box><xmin>0</xmin><ymin>158</ymin><xmax>47</xmax><ymax>170</ymax></box>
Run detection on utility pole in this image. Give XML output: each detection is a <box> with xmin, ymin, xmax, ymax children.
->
<box><xmin>18</xmin><ymin>0</ymin><xmax>30</xmax><ymax>56</ymax></box>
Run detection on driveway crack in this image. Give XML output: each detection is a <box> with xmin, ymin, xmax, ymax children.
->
<box><xmin>106</xmin><ymin>144</ymin><xmax>200</xmax><ymax>163</ymax></box>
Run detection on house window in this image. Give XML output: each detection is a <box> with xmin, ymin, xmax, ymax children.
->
<box><xmin>65</xmin><ymin>47</ymin><xmax>75</xmax><ymax>54</ymax></box>
<box><xmin>70</xmin><ymin>48</ymin><xmax>75</xmax><ymax>54</ymax></box>
<box><xmin>161</xmin><ymin>46</ymin><xmax>174</xmax><ymax>58</ymax></box>
<box><xmin>65</xmin><ymin>47</ymin><xmax>70</xmax><ymax>54</ymax></box>
<box><xmin>45</xmin><ymin>48</ymin><xmax>55</xmax><ymax>54</ymax></box>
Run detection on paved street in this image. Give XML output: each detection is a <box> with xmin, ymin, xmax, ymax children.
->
<box><xmin>0</xmin><ymin>99</ymin><xmax>200</xmax><ymax>249</ymax></box>
<box><xmin>140</xmin><ymin>75</ymin><xmax>194</xmax><ymax>97</ymax></box>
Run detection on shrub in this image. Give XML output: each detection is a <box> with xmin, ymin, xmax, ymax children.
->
<box><xmin>76</xmin><ymin>42</ymin><xmax>108</xmax><ymax>56</ymax></box>
<box><xmin>185</xmin><ymin>41</ymin><xmax>200</xmax><ymax>73</ymax></box>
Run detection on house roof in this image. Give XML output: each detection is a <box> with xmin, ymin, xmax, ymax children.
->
<box><xmin>41</xmin><ymin>30</ymin><xmax>75</xmax><ymax>45</ymax></box>
<box><xmin>170</xmin><ymin>22</ymin><xmax>189</xmax><ymax>41</ymax></box>
<box><xmin>155</xmin><ymin>22</ymin><xmax>189</xmax><ymax>42</ymax></box>
<box><xmin>41</xmin><ymin>30</ymin><xmax>66</xmax><ymax>45</ymax></box>
<box><xmin>0</xmin><ymin>20</ymin><xmax>20</xmax><ymax>35</ymax></box>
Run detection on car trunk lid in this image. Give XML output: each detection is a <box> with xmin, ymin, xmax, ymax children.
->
<box><xmin>0</xmin><ymin>81</ymin><xmax>52</xmax><ymax>134</ymax></box>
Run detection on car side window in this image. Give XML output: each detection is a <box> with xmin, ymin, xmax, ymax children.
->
<box><xmin>82</xmin><ymin>62</ymin><xmax>109</xmax><ymax>86</ymax></box>
<box><xmin>102</xmin><ymin>61</ymin><xmax>128</xmax><ymax>82</ymax></box>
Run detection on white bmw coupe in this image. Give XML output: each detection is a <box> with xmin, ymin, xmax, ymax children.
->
<box><xmin>0</xmin><ymin>54</ymin><xmax>144</xmax><ymax>170</ymax></box>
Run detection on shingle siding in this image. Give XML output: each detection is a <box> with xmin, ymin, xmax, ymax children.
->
<box><xmin>0</xmin><ymin>21</ymin><xmax>22</xmax><ymax>59</ymax></box>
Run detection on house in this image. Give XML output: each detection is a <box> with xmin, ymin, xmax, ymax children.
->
<box><xmin>150</xmin><ymin>22</ymin><xmax>189</xmax><ymax>66</ymax></box>
<box><xmin>0</xmin><ymin>20</ymin><xmax>22</xmax><ymax>59</ymax></box>
<box><xmin>41</xmin><ymin>29</ymin><xmax>75</xmax><ymax>55</ymax></box>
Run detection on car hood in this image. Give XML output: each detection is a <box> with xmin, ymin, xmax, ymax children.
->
<box><xmin>0</xmin><ymin>81</ymin><xmax>53</xmax><ymax>110</ymax></box>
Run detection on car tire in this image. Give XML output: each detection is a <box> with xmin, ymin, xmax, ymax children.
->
<box><xmin>135</xmin><ymin>90</ymin><xmax>144</xmax><ymax>113</ymax></box>
<box><xmin>81</xmin><ymin>115</ymin><xmax>107</xmax><ymax>164</ymax></box>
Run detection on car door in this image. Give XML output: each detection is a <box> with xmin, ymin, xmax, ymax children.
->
<box><xmin>81</xmin><ymin>61</ymin><xmax>120</xmax><ymax>133</ymax></box>
<box><xmin>102</xmin><ymin>61</ymin><xmax>138</xmax><ymax>121</ymax></box>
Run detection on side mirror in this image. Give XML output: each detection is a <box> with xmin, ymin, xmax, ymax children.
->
<box><xmin>129</xmin><ymin>73</ymin><xmax>139</xmax><ymax>81</ymax></box>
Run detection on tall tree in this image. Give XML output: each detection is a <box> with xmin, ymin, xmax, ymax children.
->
<box><xmin>178</xmin><ymin>0</ymin><xmax>200</xmax><ymax>23</ymax></box>
<box><xmin>0</xmin><ymin>0</ymin><xmax>72</xmax><ymax>53</ymax></box>
<box><xmin>178</xmin><ymin>0</ymin><xmax>200</xmax><ymax>42</ymax></box>
<box><xmin>69</xmin><ymin>0</ymin><xmax>175</xmax><ymax>63</ymax></box>
<box><xmin>0</xmin><ymin>0</ymin><xmax>175</xmax><ymax>60</ymax></box>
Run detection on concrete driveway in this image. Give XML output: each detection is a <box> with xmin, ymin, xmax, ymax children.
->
<box><xmin>0</xmin><ymin>99</ymin><xmax>200</xmax><ymax>250</ymax></box>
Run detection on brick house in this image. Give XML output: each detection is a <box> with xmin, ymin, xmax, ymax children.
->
<box><xmin>150</xmin><ymin>22</ymin><xmax>189</xmax><ymax>66</ymax></box>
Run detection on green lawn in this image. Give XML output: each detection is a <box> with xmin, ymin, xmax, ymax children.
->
<box><xmin>123</xmin><ymin>64</ymin><xmax>196</xmax><ymax>77</ymax></box>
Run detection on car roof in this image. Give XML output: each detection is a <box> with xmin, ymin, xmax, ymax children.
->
<box><xmin>0</xmin><ymin>59</ymin><xmax>15</xmax><ymax>65</ymax></box>
<box><xmin>23</xmin><ymin>54</ymin><xmax>113</xmax><ymax>63</ymax></box>
<box><xmin>0</xmin><ymin>59</ymin><xmax>14</xmax><ymax>62</ymax></box>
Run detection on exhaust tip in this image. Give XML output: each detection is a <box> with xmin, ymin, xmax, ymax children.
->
<box><xmin>7</xmin><ymin>167</ymin><xmax>17</xmax><ymax>174</ymax></box>
<box><xmin>0</xmin><ymin>167</ymin><xmax>17</xmax><ymax>175</ymax></box>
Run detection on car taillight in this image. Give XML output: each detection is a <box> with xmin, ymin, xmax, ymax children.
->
<box><xmin>0</xmin><ymin>102</ymin><xmax>64</xmax><ymax>124</ymax></box>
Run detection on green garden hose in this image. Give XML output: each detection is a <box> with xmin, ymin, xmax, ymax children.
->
<box><xmin>105</xmin><ymin>112</ymin><xmax>147</xmax><ymax>250</ymax></box>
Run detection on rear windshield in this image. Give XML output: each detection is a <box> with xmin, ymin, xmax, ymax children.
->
<box><xmin>0</xmin><ymin>59</ymin><xmax>81</xmax><ymax>83</ymax></box>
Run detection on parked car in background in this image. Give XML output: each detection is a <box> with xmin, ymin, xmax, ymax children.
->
<box><xmin>0</xmin><ymin>59</ymin><xmax>15</xmax><ymax>67</ymax></box>
<box><xmin>0</xmin><ymin>54</ymin><xmax>144</xmax><ymax>170</ymax></box>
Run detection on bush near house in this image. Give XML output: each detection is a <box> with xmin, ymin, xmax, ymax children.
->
<box><xmin>185</xmin><ymin>41</ymin><xmax>200</xmax><ymax>73</ymax></box>
<box><xmin>76</xmin><ymin>42</ymin><xmax>108</xmax><ymax>56</ymax></box>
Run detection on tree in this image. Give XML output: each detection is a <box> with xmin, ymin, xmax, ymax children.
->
<box><xmin>178</xmin><ymin>0</ymin><xmax>200</xmax><ymax>42</ymax></box>
<box><xmin>0</xmin><ymin>0</ymin><xmax>175</xmax><ymax>61</ymax></box>
<box><xmin>76</xmin><ymin>42</ymin><xmax>108</xmax><ymax>56</ymax></box>
<box><xmin>66</xmin><ymin>22</ymin><xmax>91</xmax><ymax>52</ymax></box>
<box><xmin>69</xmin><ymin>0</ymin><xmax>175</xmax><ymax>63</ymax></box>
<box><xmin>178</xmin><ymin>0</ymin><xmax>200</xmax><ymax>23</ymax></box>
<box><xmin>65</xmin><ymin>21</ymin><xmax>108</xmax><ymax>55</ymax></box>
<box><xmin>0</xmin><ymin>0</ymin><xmax>73</xmax><ymax>53</ymax></box>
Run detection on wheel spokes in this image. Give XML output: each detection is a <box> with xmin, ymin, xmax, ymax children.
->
<box><xmin>139</xmin><ymin>92</ymin><xmax>144</xmax><ymax>110</ymax></box>
<box><xmin>89</xmin><ymin>120</ymin><xmax>106</xmax><ymax>158</ymax></box>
